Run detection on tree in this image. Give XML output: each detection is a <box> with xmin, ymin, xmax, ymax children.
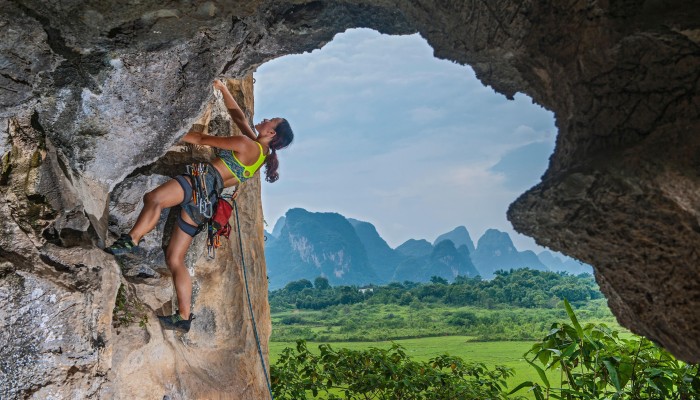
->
<box><xmin>430</xmin><ymin>276</ymin><xmax>449</xmax><ymax>285</ymax></box>
<box><xmin>314</xmin><ymin>276</ymin><xmax>331</xmax><ymax>291</ymax></box>
<box><xmin>284</xmin><ymin>279</ymin><xmax>313</xmax><ymax>293</ymax></box>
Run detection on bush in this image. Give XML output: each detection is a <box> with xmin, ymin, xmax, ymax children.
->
<box><xmin>280</xmin><ymin>315</ymin><xmax>306</xmax><ymax>325</ymax></box>
<box><xmin>446</xmin><ymin>311</ymin><xmax>477</xmax><ymax>327</ymax></box>
<box><xmin>271</xmin><ymin>340</ymin><xmax>518</xmax><ymax>399</ymax></box>
<box><xmin>512</xmin><ymin>300</ymin><xmax>700</xmax><ymax>400</ymax></box>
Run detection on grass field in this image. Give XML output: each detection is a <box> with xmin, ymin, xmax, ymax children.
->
<box><xmin>269</xmin><ymin>336</ymin><xmax>560</xmax><ymax>398</ymax></box>
<box><xmin>271</xmin><ymin>300</ymin><xmax>618</xmax><ymax>342</ymax></box>
<box><xmin>269</xmin><ymin>300</ymin><xmax>624</xmax><ymax>398</ymax></box>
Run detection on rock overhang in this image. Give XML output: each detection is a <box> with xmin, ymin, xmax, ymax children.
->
<box><xmin>1</xmin><ymin>1</ymin><xmax>699</xmax><ymax>397</ymax></box>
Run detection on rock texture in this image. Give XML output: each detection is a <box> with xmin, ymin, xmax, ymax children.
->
<box><xmin>266</xmin><ymin>208</ymin><xmax>379</xmax><ymax>289</ymax></box>
<box><xmin>1</xmin><ymin>0</ymin><xmax>699</xmax><ymax>397</ymax></box>
<box><xmin>1</xmin><ymin>69</ymin><xmax>272</xmax><ymax>397</ymax></box>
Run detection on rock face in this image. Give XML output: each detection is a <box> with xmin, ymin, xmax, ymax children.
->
<box><xmin>1</xmin><ymin>0</ymin><xmax>699</xmax><ymax>397</ymax></box>
<box><xmin>1</xmin><ymin>70</ymin><xmax>272</xmax><ymax>397</ymax></box>
<box><xmin>348</xmin><ymin>218</ymin><xmax>404</xmax><ymax>283</ymax></box>
<box><xmin>265</xmin><ymin>208</ymin><xmax>378</xmax><ymax>289</ymax></box>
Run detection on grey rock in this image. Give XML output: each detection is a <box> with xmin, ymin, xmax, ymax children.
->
<box><xmin>0</xmin><ymin>3</ymin><xmax>57</xmax><ymax>114</ymax></box>
<box><xmin>196</xmin><ymin>2</ymin><xmax>219</xmax><ymax>19</ymax></box>
<box><xmin>1</xmin><ymin>2</ymin><xmax>699</xmax><ymax>398</ymax></box>
<box><xmin>0</xmin><ymin>119</ymin><xmax>9</xmax><ymax>157</ymax></box>
<box><xmin>0</xmin><ymin>244</ymin><xmax>120</xmax><ymax>399</ymax></box>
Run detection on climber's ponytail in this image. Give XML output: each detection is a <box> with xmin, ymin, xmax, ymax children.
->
<box><xmin>264</xmin><ymin>119</ymin><xmax>293</xmax><ymax>183</ymax></box>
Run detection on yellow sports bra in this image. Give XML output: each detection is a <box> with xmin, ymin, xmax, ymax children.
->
<box><xmin>217</xmin><ymin>142</ymin><xmax>266</xmax><ymax>183</ymax></box>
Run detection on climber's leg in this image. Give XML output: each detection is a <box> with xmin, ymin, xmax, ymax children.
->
<box><xmin>166</xmin><ymin>211</ymin><xmax>196</xmax><ymax>318</ymax></box>
<box><xmin>105</xmin><ymin>177</ymin><xmax>189</xmax><ymax>255</ymax></box>
<box><xmin>130</xmin><ymin>177</ymin><xmax>191</xmax><ymax>244</ymax></box>
<box><xmin>158</xmin><ymin>210</ymin><xmax>197</xmax><ymax>333</ymax></box>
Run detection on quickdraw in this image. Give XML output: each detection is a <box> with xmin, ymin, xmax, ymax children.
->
<box><xmin>186</xmin><ymin>163</ymin><xmax>213</xmax><ymax>219</ymax></box>
<box><xmin>186</xmin><ymin>163</ymin><xmax>237</xmax><ymax>259</ymax></box>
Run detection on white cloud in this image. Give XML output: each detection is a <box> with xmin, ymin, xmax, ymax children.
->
<box><xmin>410</xmin><ymin>106</ymin><xmax>446</xmax><ymax>124</ymax></box>
<box><xmin>257</xmin><ymin>29</ymin><xmax>556</xmax><ymax>251</ymax></box>
<box><xmin>443</xmin><ymin>165</ymin><xmax>505</xmax><ymax>187</ymax></box>
<box><xmin>312</xmin><ymin>110</ymin><xmax>336</xmax><ymax>123</ymax></box>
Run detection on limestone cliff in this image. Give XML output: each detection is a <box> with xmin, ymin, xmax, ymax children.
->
<box><xmin>1</xmin><ymin>0</ymin><xmax>700</xmax><ymax>398</ymax></box>
<box><xmin>102</xmin><ymin>77</ymin><xmax>273</xmax><ymax>399</ymax></box>
<box><xmin>1</xmin><ymin>70</ymin><xmax>272</xmax><ymax>397</ymax></box>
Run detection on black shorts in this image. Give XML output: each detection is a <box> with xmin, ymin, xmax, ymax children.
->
<box><xmin>174</xmin><ymin>163</ymin><xmax>224</xmax><ymax>237</ymax></box>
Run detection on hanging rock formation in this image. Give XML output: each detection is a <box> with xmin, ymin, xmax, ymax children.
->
<box><xmin>1</xmin><ymin>0</ymin><xmax>699</xmax><ymax>398</ymax></box>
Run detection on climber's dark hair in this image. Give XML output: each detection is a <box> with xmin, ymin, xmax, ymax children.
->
<box><xmin>264</xmin><ymin>118</ymin><xmax>293</xmax><ymax>183</ymax></box>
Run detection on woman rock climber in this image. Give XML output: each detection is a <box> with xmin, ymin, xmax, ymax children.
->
<box><xmin>105</xmin><ymin>79</ymin><xmax>294</xmax><ymax>333</ymax></box>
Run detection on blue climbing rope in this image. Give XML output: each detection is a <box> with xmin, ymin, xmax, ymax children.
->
<box><xmin>232</xmin><ymin>200</ymin><xmax>274</xmax><ymax>400</ymax></box>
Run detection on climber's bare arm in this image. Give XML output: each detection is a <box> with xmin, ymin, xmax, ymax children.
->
<box><xmin>213</xmin><ymin>80</ymin><xmax>258</xmax><ymax>141</ymax></box>
<box><xmin>181</xmin><ymin>131</ymin><xmax>257</xmax><ymax>154</ymax></box>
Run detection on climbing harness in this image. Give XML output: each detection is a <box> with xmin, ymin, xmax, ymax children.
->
<box><xmin>183</xmin><ymin>162</ymin><xmax>231</xmax><ymax>246</ymax></box>
<box><xmin>233</xmin><ymin>200</ymin><xmax>275</xmax><ymax>400</ymax></box>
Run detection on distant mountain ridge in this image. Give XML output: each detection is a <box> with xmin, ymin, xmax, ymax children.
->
<box><xmin>393</xmin><ymin>240</ymin><xmax>479</xmax><ymax>282</ymax></box>
<box><xmin>537</xmin><ymin>250</ymin><xmax>593</xmax><ymax>275</ymax></box>
<box><xmin>395</xmin><ymin>239</ymin><xmax>433</xmax><ymax>258</ymax></box>
<box><xmin>348</xmin><ymin>218</ymin><xmax>402</xmax><ymax>283</ymax></box>
<box><xmin>471</xmin><ymin>229</ymin><xmax>547</xmax><ymax>278</ymax></box>
<box><xmin>265</xmin><ymin>208</ymin><xmax>592</xmax><ymax>289</ymax></box>
<box><xmin>265</xmin><ymin>208</ymin><xmax>378</xmax><ymax>289</ymax></box>
<box><xmin>434</xmin><ymin>226</ymin><xmax>475</xmax><ymax>254</ymax></box>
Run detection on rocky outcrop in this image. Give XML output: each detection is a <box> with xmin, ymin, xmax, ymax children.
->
<box><xmin>505</xmin><ymin>4</ymin><xmax>700</xmax><ymax>362</ymax></box>
<box><xmin>1</xmin><ymin>70</ymin><xmax>272</xmax><ymax>397</ymax></box>
<box><xmin>1</xmin><ymin>0</ymin><xmax>699</xmax><ymax>397</ymax></box>
<box><xmin>103</xmin><ymin>78</ymin><xmax>272</xmax><ymax>400</ymax></box>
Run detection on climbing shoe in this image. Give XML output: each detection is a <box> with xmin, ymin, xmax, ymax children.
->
<box><xmin>105</xmin><ymin>234</ymin><xmax>138</xmax><ymax>255</ymax></box>
<box><xmin>158</xmin><ymin>311</ymin><xmax>195</xmax><ymax>333</ymax></box>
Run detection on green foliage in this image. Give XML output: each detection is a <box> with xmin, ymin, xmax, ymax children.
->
<box><xmin>113</xmin><ymin>283</ymin><xmax>148</xmax><ymax>330</ymax></box>
<box><xmin>513</xmin><ymin>300</ymin><xmax>700</xmax><ymax>399</ymax></box>
<box><xmin>271</xmin><ymin>300</ymin><xmax>616</xmax><ymax>343</ymax></box>
<box><xmin>270</xmin><ymin>270</ymin><xmax>612</xmax><ymax>343</ymax></box>
<box><xmin>271</xmin><ymin>340</ymin><xmax>519</xmax><ymax>400</ymax></box>
<box><xmin>285</xmin><ymin>279</ymin><xmax>314</xmax><ymax>293</ymax></box>
<box><xmin>430</xmin><ymin>275</ymin><xmax>449</xmax><ymax>285</ymax></box>
<box><xmin>315</xmin><ymin>276</ymin><xmax>332</xmax><ymax>291</ymax></box>
<box><xmin>270</xmin><ymin>269</ymin><xmax>602</xmax><ymax>314</ymax></box>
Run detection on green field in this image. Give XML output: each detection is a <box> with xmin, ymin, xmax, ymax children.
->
<box><xmin>271</xmin><ymin>300</ymin><xmax>618</xmax><ymax>343</ymax></box>
<box><xmin>268</xmin><ymin>300</ymin><xmax>625</xmax><ymax>398</ymax></box>
<box><xmin>269</xmin><ymin>336</ymin><xmax>560</xmax><ymax>398</ymax></box>
<box><xmin>266</xmin><ymin>276</ymin><xmax>688</xmax><ymax>399</ymax></box>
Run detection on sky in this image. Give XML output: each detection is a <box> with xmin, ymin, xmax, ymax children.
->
<box><xmin>254</xmin><ymin>28</ymin><xmax>557</xmax><ymax>251</ymax></box>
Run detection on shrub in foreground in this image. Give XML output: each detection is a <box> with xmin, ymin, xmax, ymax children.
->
<box><xmin>271</xmin><ymin>340</ymin><xmax>516</xmax><ymax>399</ymax></box>
<box><xmin>512</xmin><ymin>300</ymin><xmax>700</xmax><ymax>400</ymax></box>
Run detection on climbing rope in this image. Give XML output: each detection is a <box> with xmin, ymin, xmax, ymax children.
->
<box><xmin>233</xmin><ymin>200</ymin><xmax>274</xmax><ymax>400</ymax></box>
